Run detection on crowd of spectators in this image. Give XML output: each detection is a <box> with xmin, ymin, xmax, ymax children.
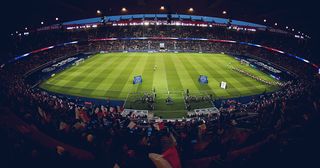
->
<box><xmin>10</xmin><ymin>24</ymin><xmax>311</xmax><ymax>60</ymax></box>
<box><xmin>1</xmin><ymin>34</ymin><xmax>319</xmax><ymax>167</ymax></box>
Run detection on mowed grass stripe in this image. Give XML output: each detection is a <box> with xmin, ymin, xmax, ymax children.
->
<box><xmin>232</xmin><ymin>60</ymin><xmax>276</xmax><ymax>82</ymax></box>
<box><xmin>155</xmin><ymin>54</ymin><xmax>186</xmax><ymax>112</ymax></box>
<box><xmin>188</xmin><ymin>54</ymin><xmax>240</xmax><ymax>97</ymax></box>
<box><xmin>136</xmin><ymin>54</ymin><xmax>156</xmax><ymax>92</ymax></box>
<box><xmin>48</xmin><ymin>54</ymin><xmax>106</xmax><ymax>86</ymax></box>
<box><xmin>205</xmin><ymin>55</ymin><xmax>264</xmax><ymax>88</ymax></box>
<box><xmin>210</xmin><ymin>54</ymin><xmax>275</xmax><ymax>96</ymax></box>
<box><xmin>79</xmin><ymin>55</ymin><xmax>125</xmax><ymax>89</ymax></box>
<box><xmin>205</xmin><ymin>54</ymin><xmax>257</xmax><ymax>86</ymax></box>
<box><xmin>51</xmin><ymin>57</ymin><xmax>104</xmax><ymax>87</ymax></box>
<box><xmin>42</xmin><ymin>55</ymin><xmax>106</xmax><ymax>90</ymax></box>
<box><xmin>77</xmin><ymin>55</ymin><xmax>126</xmax><ymax>96</ymax></box>
<box><xmin>43</xmin><ymin>55</ymin><xmax>122</xmax><ymax>98</ymax></box>
<box><xmin>170</xmin><ymin>54</ymin><xmax>201</xmax><ymax>95</ymax></box>
<box><xmin>119</xmin><ymin>53</ymin><xmax>149</xmax><ymax>98</ymax></box>
<box><xmin>70</xmin><ymin>56</ymin><xmax>118</xmax><ymax>87</ymax></box>
<box><xmin>54</xmin><ymin>54</ymin><xmax>104</xmax><ymax>76</ymax></box>
<box><xmin>213</xmin><ymin>55</ymin><xmax>262</xmax><ymax>88</ymax></box>
<box><xmin>165</xmin><ymin>54</ymin><xmax>184</xmax><ymax>92</ymax></box>
<box><xmin>200</xmin><ymin>55</ymin><xmax>255</xmax><ymax>92</ymax></box>
<box><xmin>214</xmin><ymin>54</ymin><xmax>273</xmax><ymax>83</ymax></box>
<box><xmin>214</xmin><ymin>55</ymin><xmax>270</xmax><ymax>96</ymax></box>
<box><xmin>216</xmin><ymin>55</ymin><xmax>275</xmax><ymax>93</ymax></box>
<box><xmin>178</xmin><ymin>54</ymin><xmax>212</xmax><ymax>94</ymax></box>
<box><xmin>104</xmin><ymin>54</ymin><xmax>143</xmax><ymax>98</ymax></box>
<box><xmin>188</xmin><ymin>54</ymin><xmax>223</xmax><ymax>87</ymax></box>
<box><xmin>93</xmin><ymin>54</ymin><xmax>136</xmax><ymax>98</ymax></box>
<box><xmin>153</xmin><ymin>53</ymin><xmax>169</xmax><ymax>93</ymax></box>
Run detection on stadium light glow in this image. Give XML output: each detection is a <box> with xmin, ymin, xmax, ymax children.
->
<box><xmin>222</xmin><ymin>11</ymin><xmax>227</xmax><ymax>15</ymax></box>
<box><xmin>64</xmin><ymin>41</ymin><xmax>79</xmax><ymax>45</ymax></box>
<box><xmin>96</xmin><ymin>10</ymin><xmax>101</xmax><ymax>14</ymax></box>
<box><xmin>22</xmin><ymin>53</ymin><xmax>30</xmax><ymax>57</ymax></box>
<box><xmin>55</xmin><ymin>17</ymin><xmax>59</xmax><ymax>21</ymax></box>
<box><xmin>188</xmin><ymin>8</ymin><xmax>194</xmax><ymax>12</ymax></box>
<box><xmin>160</xmin><ymin>6</ymin><xmax>165</xmax><ymax>10</ymax></box>
<box><xmin>41</xmin><ymin>21</ymin><xmax>44</xmax><ymax>25</ymax></box>
<box><xmin>292</xmin><ymin>28</ymin><xmax>294</xmax><ymax>31</ymax></box>
<box><xmin>286</xmin><ymin>26</ymin><xmax>289</xmax><ymax>29</ymax></box>
<box><xmin>263</xmin><ymin>19</ymin><xmax>267</xmax><ymax>22</ymax></box>
<box><xmin>274</xmin><ymin>22</ymin><xmax>278</xmax><ymax>26</ymax></box>
<box><xmin>121</xmin><ymin>7</ymin><xmax>127</xmax><ymax>12</ymax></box>
<box><xmin>25</xmin><ymin>27</ymin><xmax>27</xmax><ymax>30</ymax></box>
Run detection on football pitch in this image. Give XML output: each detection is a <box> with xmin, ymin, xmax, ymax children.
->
<box><xmin>40</xmin><ymin>52</ymin><xmax>278</xmax><ymax>118</ymax></box>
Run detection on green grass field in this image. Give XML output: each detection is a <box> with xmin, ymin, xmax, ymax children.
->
<box><xmin>40</xmin><ymin>52</ymin><xmax>278</xmax><ymax>118</ymax></box>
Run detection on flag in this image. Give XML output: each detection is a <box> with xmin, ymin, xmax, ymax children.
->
<box><xmin>162</xmin><ymin>147</ymin><xmax>182</xmax><ymax>168</ymax></box>
<box><xmin>127</xmin><ymin>121</ymin><xmax>136</xmax><ymax>129</ymax></box>
<box><xmin>148</xmin><ymin>153</ymin><xmax>172</xmax><ymax>168</ymax></box>
<box><xmin>133</xmin><ymin>75</ymin><xmax>143</xmax><ymax>84</ymax></box>
<box><xmin>198</xmin><ymin>75</ymin><xmax>208</xmax><ymax>84</ymax></box>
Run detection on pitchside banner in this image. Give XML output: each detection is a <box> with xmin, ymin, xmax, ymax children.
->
<box><xmin>133</xmin><ymin>75</ymin><xmax>143</xmax><ymax>84</ymax></box>
<box><xmin>198</xmin><ymin>75</ymin><xmax>208</xmax><ymax>84</ymax></box>
<box><xmin>220</xmin><ymin>81</ymin><xmax>227</xmax><ymax>89</ymax></box>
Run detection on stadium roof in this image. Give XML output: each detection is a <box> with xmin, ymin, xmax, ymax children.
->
<box><xmin>1</xmin><ymin>0</ymin><xmax>316</xmax><ymax>35</ymax></box>
<box><xmin>61</xmin><ymin>14</ymin><xmax>267</xmax><ymax>28</ymax></box>
<box><xmin>0</xmin><ymin>0</ymin><xmax>317</xmax><ymax>62</ymax></box>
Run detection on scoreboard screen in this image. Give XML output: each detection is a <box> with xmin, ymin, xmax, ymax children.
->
<box><xmin>160</xmin><ymin>43</ymin><xmax>165</xmax><ymax>49</ymax></box>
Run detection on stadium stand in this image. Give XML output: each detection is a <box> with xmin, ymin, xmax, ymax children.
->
<box><xmin>1</xmin><ymin>14</ymin><xmax>319</xmax><ymax>168</ymax></box>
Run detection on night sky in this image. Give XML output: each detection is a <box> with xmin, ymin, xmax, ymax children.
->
<box><xmin>0</xmin><ymin>0</ymin><xmax>318</xmax><ymax>60</ymax></box>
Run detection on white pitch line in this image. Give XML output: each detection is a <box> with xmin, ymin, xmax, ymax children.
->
<box><xmin>123</xmin><ymin>86</ymin><xmax>133</xmax><ymax>108</ymax></box>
